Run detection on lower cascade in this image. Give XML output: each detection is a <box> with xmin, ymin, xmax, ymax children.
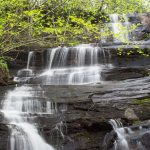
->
<box><xmin>1</xmin><ymin>86</ymin><xmax>55</xmax><ymax>150</ymax></box>
<box><xmin>103</xmin><ymin>119</ymin><xmax>150</xmax><ymax>150</ymax></box>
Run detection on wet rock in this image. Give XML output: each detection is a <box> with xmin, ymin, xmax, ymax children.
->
<box><xmin>66</xmin><ymin>117</ymin><xmax>112</xmax><ymax>134</ymax></box>
<box><xmin>0</xmin><ymin>124</ymin><xmax>9</xmax><ymax>150</ymax></box>
<box><xmin>8</xmin><ymin>50</ymin><xmax>46</xmax><ymax>70</ymax></box>
<box><xmin>124</xmin><ymin>108</ymin><xmax>139</xmax><ymax>121</ymax></box>
<box><xmin>103</xmin><ymin>131</ymin><xmax>117</xmax><ymax>150</ymax></box>
<box><xmin>65</xmin><ymin>116</ymin><xmax>112</xmax><ymax>150</ymax></box>
<box><xmin>43</xmin><ymin>85</ymin><xmax>94</xmax><ymax>103</ymax></box>
<box><xmin>141</xmin><ymin>133</ymin><xmax>150</xmax><ymax>149</ymax></box>
<box><xmin>91</xmin><ymin>76</ymin><xmax>150</xmax><ymax>102</ymax></box>
<box><xmin>101</xmin><ymin>67</ymin><xmax>149</xmax><ymax>81</ymax></box>
<box><xmin>134</xmin><ymin>106</ymin><xmax>150</xmax><ymax>121</ymax></box>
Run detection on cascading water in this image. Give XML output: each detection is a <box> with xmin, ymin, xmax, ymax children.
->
<box><xmin>109</xmin><ymin>119</ymin><xmax>129</xmax><ymax>150</ymax></box>
<box><xmin>27</xmin><ymin>51</ymin><xmax>34</xmax><ymax>70</ymax></box>
<box><xmin>40</xmin><ymin>44</ymin><xmax>112</xmax><ymax>85</ymax></box>
<box><xmin>101</xmin><ymin>14</ymin><xmax>132</xmax><ymax>43</ymax></box>
<box><xmin>1</xmin><ymin>85</ymin><xmax>55</xmax><ymax>150</ymax></box>
<box><xmin>104</xmin><ymin>119</ymin><xmax>150</xmax><ymax>150</ymax></box>
<box><xmin>109</xmin><ymin>14</ymin><xmax>132</xmax><ymax>43</ymax></box>
<box><xmin>14</xmin><ymin>51</ymin><xmax>35</xmax><ymax>83</ymax></box>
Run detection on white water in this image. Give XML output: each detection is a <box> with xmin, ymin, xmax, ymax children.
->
<box><xmin>27</xmin><ymin>51</ymin><xmax>34</xmax><ymax>69</ymax></box>
<box><xmin>109</xmin><ymin>119</ymin><xmax>150</xmax><ymax>150</ymax></box>
<box><xmin>1</xmin><ymin>86</ymin><xmax>55</xmax><ymax>150</ymax></box>
<box><xmin>40</xmin><ymin>44</ymin><xmax>112</xmax><ymax>85</ymax></box>
<box><xmin>14</xmin><ymin>51</ymin><xmax>35</xmax><ymax>82</ymax></box>
<box><xmin>109</xmin><ymin>119</ymin><xmax>129</xmax><ymax>150</ymax></box>
<box><xmin>109</xmin><ymin>14</ymin><xmax>131</xmax><ymax>43</ymax></box>
<box><xmin>101</xmin><ymin>14</ymin><xmax>132</xmax><ymax>43</ymax></box>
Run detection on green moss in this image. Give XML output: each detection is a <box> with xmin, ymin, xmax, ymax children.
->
<box><xmin>134</xmin><ymin>98</ymin><xmax>150</xmax><ymax>107</ymax></box>
<box><xmin>0</xmin><ymin>57</ymin><xmax>10</xmax><ymax>78</ymax></box>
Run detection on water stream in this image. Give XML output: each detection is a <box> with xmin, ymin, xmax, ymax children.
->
<box><xmin>27</xmin><ymin>51</ymin><xmax>34</xmax><ymax>70</ymax></box>
<box><xmin>105</xmin><ymin>119</ymin><xmax>150</xmax><ymax>150</ymax></box>
<box><xmin>1</xmin><ymin>85</ymin><xmax>55</xmax><ymax>150</ymax></box>
<box><xmin>101</xmin><ymin>14</ymin><xmax>133</xmax><ymax>43</ymax></box>
<box><xmin>14</xmin><ymin>51</ymin><xmax>35</xmax><ymax>83</ymax></box>
<box><xmin>39</xmin><ymin>44</ymin><xmax>112</xmax><ymax>85</ymax></box>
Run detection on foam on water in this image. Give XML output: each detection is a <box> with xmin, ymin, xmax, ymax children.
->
<box><xmin>40</xmin><ymin>44</ymin><xmax>112</xmax><ymax>85</ymax></box>
<box><xmin>106</xmin><ymin>119</ymin><xmax>150</xmax><ymax>150</ymax></box>
<box><xmin>1</xmin><ymin>85</ymin><xmax>55</xmax><ymax>150</ymax></box>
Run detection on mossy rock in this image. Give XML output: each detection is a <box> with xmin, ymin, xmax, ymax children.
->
<box><xmin>134</xmin><ymin>98</ymin><xmax>150</xmax><ymax>107</ymax></box>
<box><xmin>0</xmin><ymin>63</ymin><xmax>15</xmax><ymax>86</ymax></box>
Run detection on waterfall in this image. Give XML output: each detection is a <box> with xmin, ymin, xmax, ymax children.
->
<box><xmin>14</xmin><ymin>51</ymin><xmax>35</xmax><ymax>83</ymax></box>
<box><xmin>27</xmin><ymin>51</ymin><xmax>34</xmax><ymax>70</ymax></box>
<box><xmin>40</xmin><ymin>44</ymin><xmax>112</xmax><ymax>85</ymax></box>
<box><xmin>109</xmin><ymin>14</ymin><xmax>131</xmax><ymax>43</ymax></box>
<box><xmin>106</xmin><ymin>119</ymin><xmax>150</xmax><ymax>150</ymax></box>
<box><xmin>101</xmin><ymin>14</ymin><xmax>132</xmax><ymax>43</ymax></box>
<box><xmin>109</xmin><ymin>119</ymin><xmax>129</xmax><ymax>150</ymax></box>
<box><xmin>1</xmin><ymin>85</ymin><xmax>55</xmax><ymax>150</ymax></box>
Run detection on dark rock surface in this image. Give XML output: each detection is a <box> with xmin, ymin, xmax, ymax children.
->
<box><xmin>141</xmin><ymin>133</ymin><xmax>150</xmax><ymax>149</ymax></box>
<box><xmin>101</xmin><ymin>67</ymin><xmax>149</xmax><ymax>81</ymax></box>
<box><xmin>0</xmin><ymin>123</ymin><xmax>9</xmax><ymax>150</ymax></box>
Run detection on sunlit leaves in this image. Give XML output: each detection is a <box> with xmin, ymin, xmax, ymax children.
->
<box><xmin>0</xmin><ymin>0</ymin><xmax>149</xmax><ymax>53</ymax></box>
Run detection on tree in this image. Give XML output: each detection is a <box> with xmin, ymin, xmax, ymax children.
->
<box><xmin>0</xmin><ymin>0</ymin><xmax>148</xmax><ymax>57</ymax></box>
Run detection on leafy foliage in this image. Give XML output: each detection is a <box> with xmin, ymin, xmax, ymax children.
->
<box><xmin>0</xmin><ymin>57</ymin><xmax>9</xmax><ymax>76</ymax></box>
<box><xmin>0</xmin><ymin>0</ymin><xmax>149</xmax><ymax>54</ymax></box>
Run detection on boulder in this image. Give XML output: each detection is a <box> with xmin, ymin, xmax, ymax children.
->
<box><xmin>141</xmin><ymin>133</ymin><xmax>150</xmax><ymax>149</ymax></box>
<box><xmin>124</xmin><ymin>108</ymin><xmax>139</xmax><ymax>121</ymax></box>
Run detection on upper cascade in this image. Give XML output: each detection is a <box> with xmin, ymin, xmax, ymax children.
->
<box><xmin>101</xmin><ymin>13</ymin><xmax>150</xmax><ymax>44</ymax></box>
<box><xmin>14</xmin><ymin>44</ymin><xmax>113</xmax><ymax>85</ymax></box>
<box><xmin>101</xmin><ymin>14</ymin><xmax>132</xmax><ymax>43</ymax></box>
<box><xmin>47</xmin><ymin>44</ymin><xmax>110</xmax><ymax>68</ymax></box>
<box><xmin>27</xmin><ymin>51</ymin><xmax>35</xmax><ymax>70</ymax></box>
<box><xmin>39</xmin><ymin>44</ymin><xmax>112</xmax><ymax>85</ymax></box>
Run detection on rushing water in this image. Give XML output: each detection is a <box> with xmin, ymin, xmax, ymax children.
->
<box><xmin>105</xmin><ymin>119</ymin><xmax>150</xmax><ymax>150</ymax></box>
<box><xmin>110</xmin><ymin>14</ymin><xmax>131</xmax><ymax>43</ymax></box>
<box><xmin>1</xmin><ymin>85</ymin><xmax>55</xmax><ymax>150</ymax></box>
<box><xmin>14</xmin><ymin>51</ymin><xmax>35</xmax><ymax>83</ymax></box>
<box><xmin>39</xmin><ymin>44</ymin><xmax>112</xmax><ymax>85</ymax></box>
<box><xmin>14</xmin><ymin>44</ymin><xmax>113</xmax><ymax>85</ymax></box>
<box><xmin>101</xmin><ymin>14</ymin><xmax>132</xmax><ymax>43</ymax></box>
<box><xmin>27</xmin><ymin>51</ymin><xmax>34</xmax><ymax>70</ymax></box>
